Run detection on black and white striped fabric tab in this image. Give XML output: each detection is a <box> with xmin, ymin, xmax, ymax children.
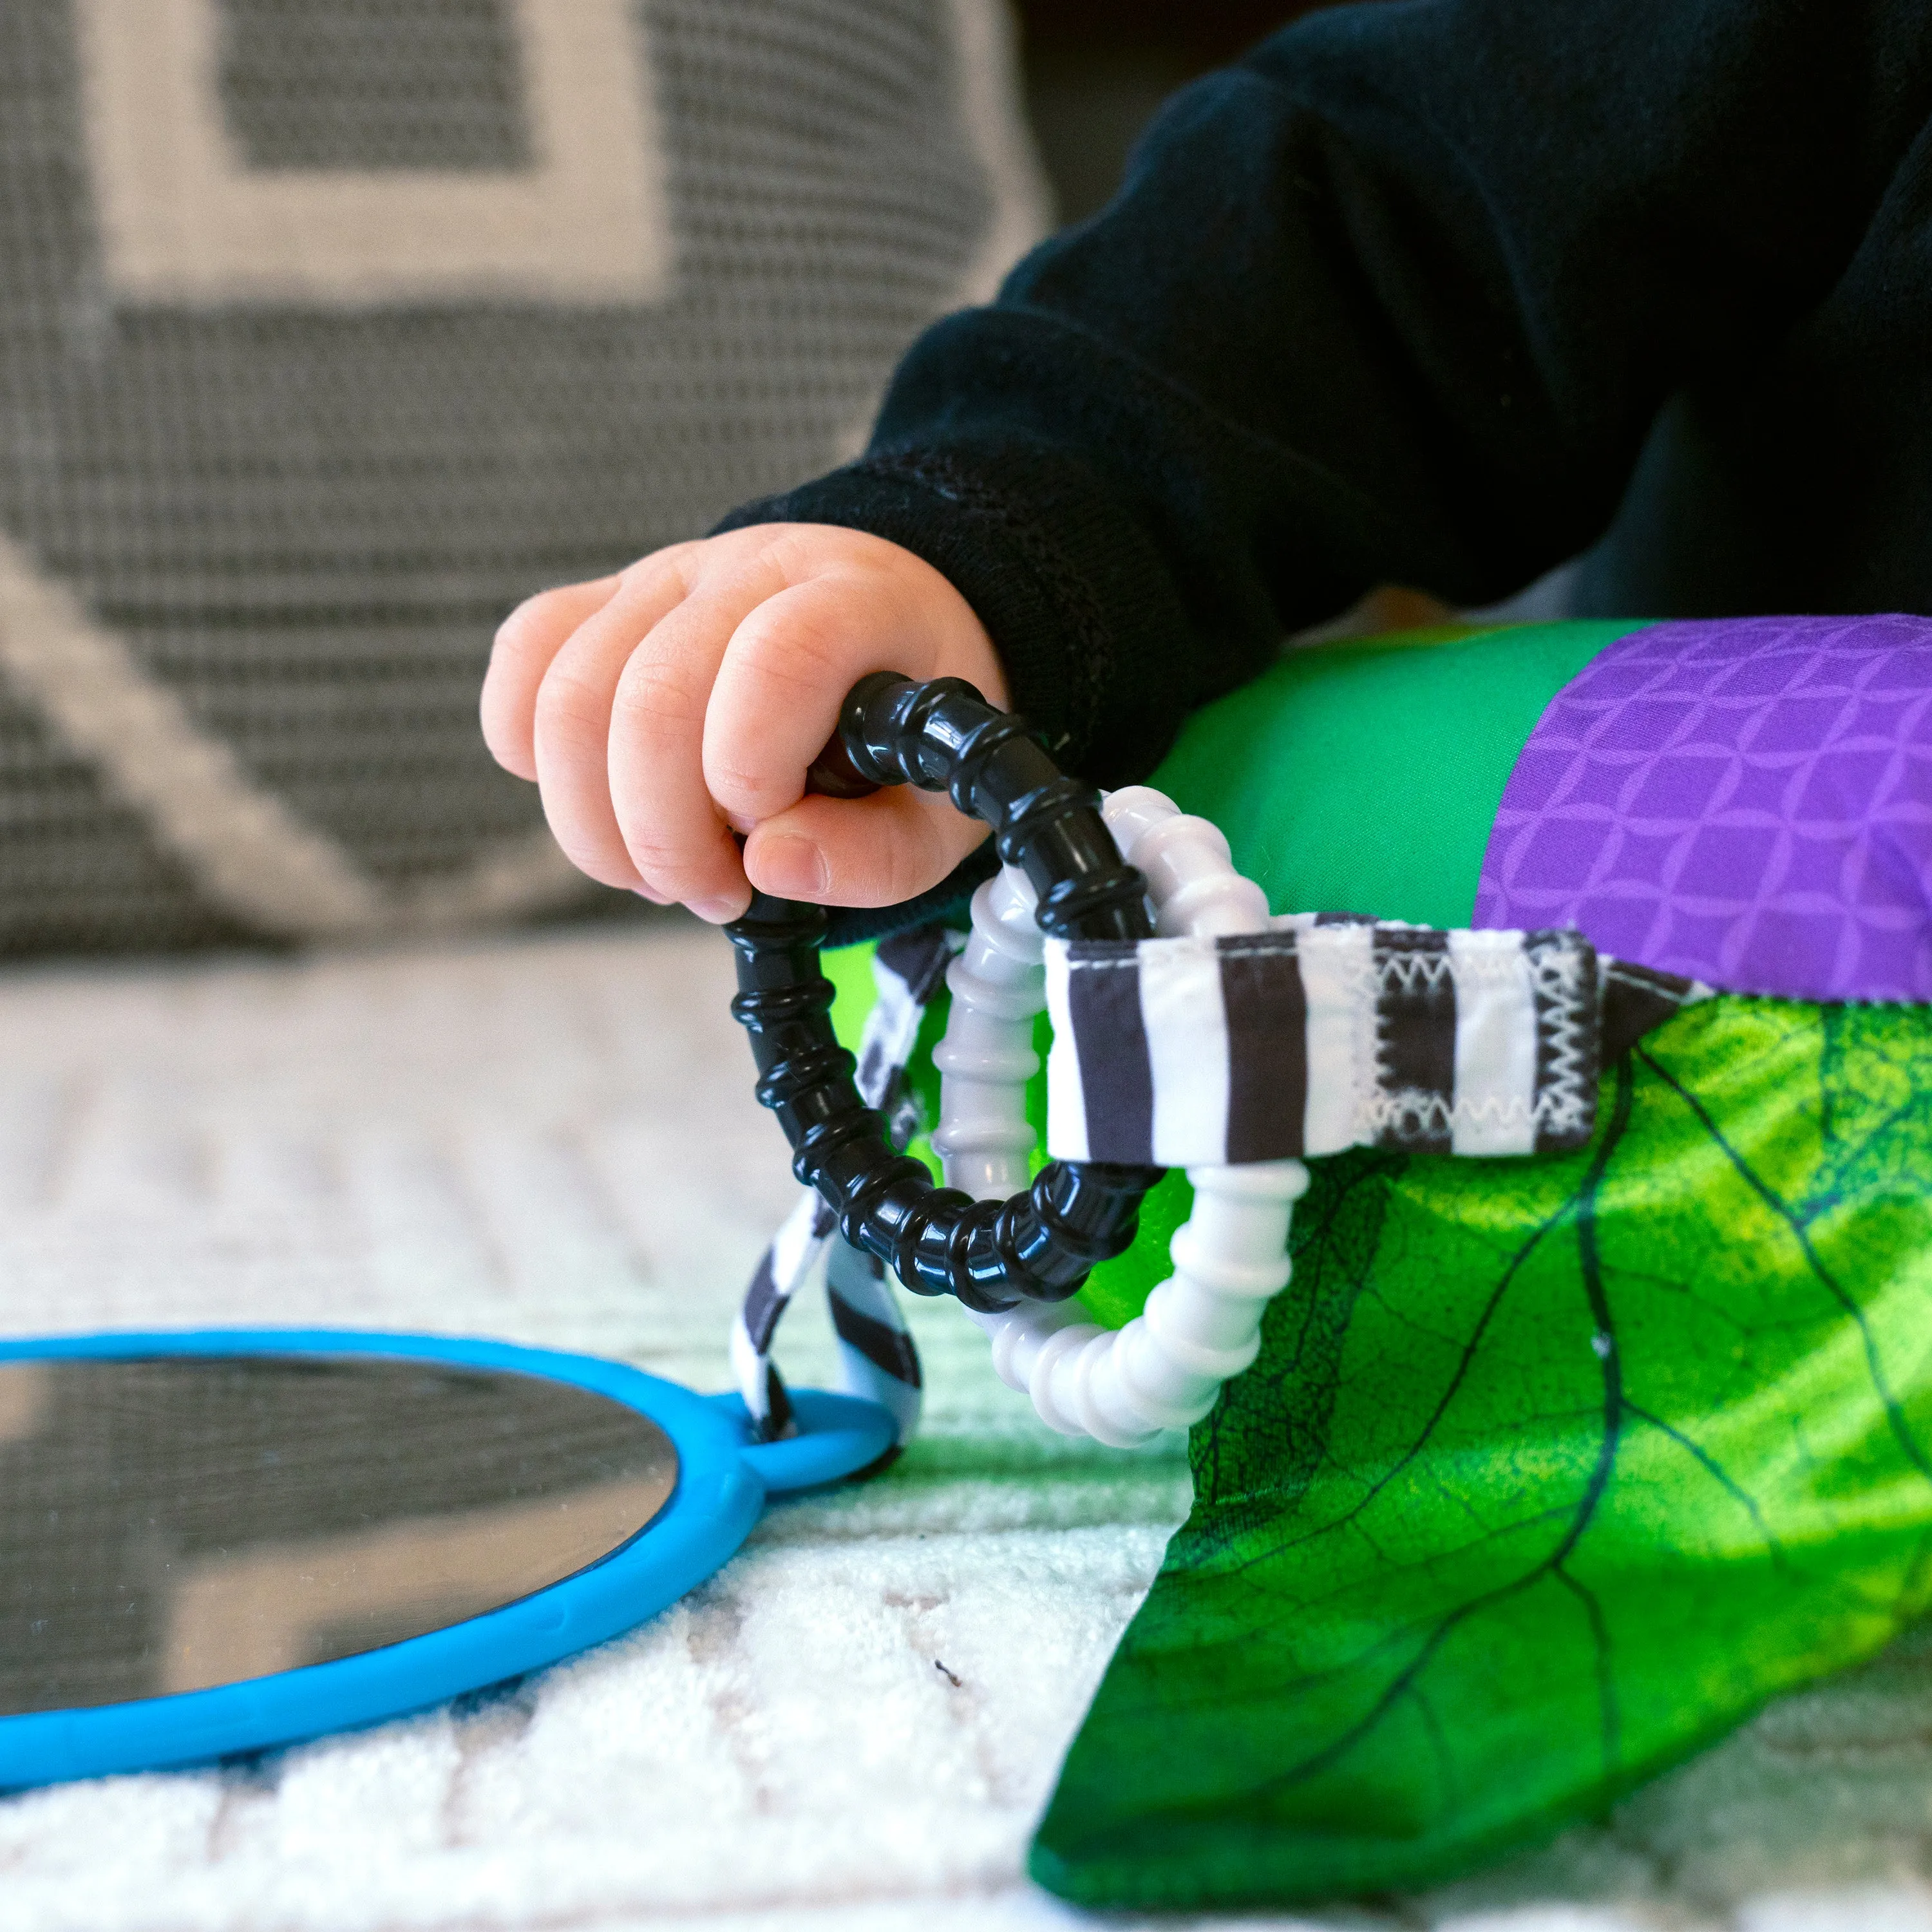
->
<box><xmin>728</xmin><ymin>1188</ymin><xmax>832</xmax><ymax>1444</ymax></box>
<box><xmin>732</xmin><ymin>922</ymin><xmax>957</xmax><ymax>1444</ymax></box>
<box><xmin>826</xmin><ymin>1235</ymin><xmax>923</xmax><ymax>1448</ymax></box>
<box><xmin>1045</xmin><ymin>918</ymin><xmax>1700</xmax><ymax>1168</ymax></box>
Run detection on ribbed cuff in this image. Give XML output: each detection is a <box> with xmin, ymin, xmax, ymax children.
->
<box><xmin>714</xmin><ymin>435</ymin><xmax>1191</xmax><ymax>790</ymax></box>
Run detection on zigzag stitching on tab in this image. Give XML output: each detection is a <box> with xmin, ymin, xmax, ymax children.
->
<box><xmin>1530</xmin><ymin>940</ymin><xmax>1595</xmax><ymax>1137</ymax></box>
<box><xmin>1336</xmin><ymin>948</ymin><xmax>1393</xmax><ymax>1145</ymax></box>
<box><xmin>1372</xmin><ymin>948</ymin><xmax>1455</xmax><ymax>997</ymax></box>
<box><xmin>1451</xmin><ymin>1092</ymin><xmax>1537</xmax><ymax>1126</ymax></box>
<box><xmin>1359</xmin><ymin>930</ymin><xmax>1450</xmax><ymax>1148</ymax></box>
<box><xmin>1362</xmin><ymin>1086</ymin><xmax>1454</xmax><ymax>1140</ymax></box>
<box><xmin>1359</xmin><ymin>1087</ymin><xmax>1544</xmax><ymax>1146</ymax></box>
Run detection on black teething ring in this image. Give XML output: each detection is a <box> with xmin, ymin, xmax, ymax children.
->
<box><xmin>724</xmin><ymin>674</ymin><xmax>1162</xmax><ymax>1313</ymax></box>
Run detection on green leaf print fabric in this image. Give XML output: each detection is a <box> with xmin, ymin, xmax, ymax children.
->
<box><xmin>1031</xmin><ymin>998</ymin><xmax>1932</xmax><ymax>1907</ymax></box>
<box><xmin>815</xmin><ymin>621</ymin><xmax>1932</xmax><ymax>1905</ymax></box>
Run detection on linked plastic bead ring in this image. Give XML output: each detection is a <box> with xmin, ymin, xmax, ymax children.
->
<box><xmin>724</xmin><ymin>673</ymin><xmax>1164</xmax><ymax>1313</ymax></box>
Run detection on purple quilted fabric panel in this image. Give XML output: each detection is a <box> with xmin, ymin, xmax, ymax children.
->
<box><xmin>1474</xmin><ymin>614</ymin><xmax>1932</xmax><ymax>1001</ymax></box>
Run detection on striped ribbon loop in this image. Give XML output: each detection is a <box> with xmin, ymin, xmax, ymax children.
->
<box><xmin>1045</xmin><ymin>916</ymin><xmax>1704</xmax><ymax>1169</ymax></box>
<box><xmin>731</xmin><ymin>924</ymin><xmax>958</xmax><ymax>1445</ymax></box>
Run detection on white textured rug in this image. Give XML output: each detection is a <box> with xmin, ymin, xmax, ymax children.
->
<box><xmin>0</xmin><ymin>923</ymin><xmax>1928</xmax><ymax>1932</ymax></box>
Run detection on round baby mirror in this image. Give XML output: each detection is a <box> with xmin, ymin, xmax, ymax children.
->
<box><xmin>0</xmin><ymin>1331</ymin><xmax>895</xmax><ymax>1787</ymax></box>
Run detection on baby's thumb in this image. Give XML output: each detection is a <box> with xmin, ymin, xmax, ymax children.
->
<box><xmin>741</xmin><ymin>786</ymin><xmax>988</xmax><ymax>909</ymax></box>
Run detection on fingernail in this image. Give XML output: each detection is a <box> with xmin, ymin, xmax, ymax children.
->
<box><xmin>690</xmin><ymin>893</ymin><xmax>751</xmax><ymax>923</ymax></box>
<box><xmin>756</xmin><ymin>835</ymin><xmax>829</xmax><ymax>898</ymax></box>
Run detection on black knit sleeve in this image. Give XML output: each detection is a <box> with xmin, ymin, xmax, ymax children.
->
<box><xmin>719</xmin><ymin>0</ymin><xmax>1932</xmax><ymax>917</ymax></box>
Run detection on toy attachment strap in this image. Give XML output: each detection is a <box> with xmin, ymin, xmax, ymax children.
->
<box><xmin>731</xmin><ymin>927</ymin><xmax>954</xmax><ymax>1445</ymax></box>
<box><xmin>1044</xmin><ymin>919</ymin><xmax>1711</xmax><ymax>1168</ymax></box>
<box><xmin>725</xmin><ymin>674</ymin><xmax>1162</xmax><ymax>1315</ymax></box>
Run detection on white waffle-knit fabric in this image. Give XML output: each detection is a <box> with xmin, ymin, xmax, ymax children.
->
<box><xmin>0</xmin><ymin>922</ymin><xmax>1921</xmax><ymax>1932</ymax></box>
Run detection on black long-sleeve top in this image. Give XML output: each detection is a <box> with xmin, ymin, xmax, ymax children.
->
<box><xmin>720</xmin><ymin>0</ymin><xmax>1932</xmax><ymax>934</ymax></box>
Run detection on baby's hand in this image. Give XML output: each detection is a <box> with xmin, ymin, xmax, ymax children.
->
<box><xmin>481</xmin><ymin>524</ymin><xmax>1008</xmax><ymax>922</ymax></box>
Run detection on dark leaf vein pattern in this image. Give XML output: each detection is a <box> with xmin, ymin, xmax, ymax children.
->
<box><xmin>1034</xmin><ymin>998</ymin><xmax>1932</xmax><ymax>1907</ymax></box>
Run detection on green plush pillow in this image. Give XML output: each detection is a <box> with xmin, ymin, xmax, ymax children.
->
<box><xmin>827</xmin><ymin>620</ymin><xmax>1932</xmax><ymax>1909</ymax></box>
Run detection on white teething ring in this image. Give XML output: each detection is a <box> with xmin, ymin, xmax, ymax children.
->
<box><xmin>934</xmin><ymin>785</ymin><xmax>1309</xmax><ymax>1444</ymax></box>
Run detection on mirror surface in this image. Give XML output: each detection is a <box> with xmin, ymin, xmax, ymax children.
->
<box><xmin>0</xmin><ymin>1356</ymin><xmax>678</xmax><ymax>1715</ymax></box>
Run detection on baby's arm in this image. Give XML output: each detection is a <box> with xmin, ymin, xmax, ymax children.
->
<box><xmin>480</xmin><ymin>523</ymin><xmax>1006</xmax><ymax>923</ymax></box>
<box><xmin>489</xmin><ymin>0</ymin><xmax>1924</xmax><ymax>928</ymax></box>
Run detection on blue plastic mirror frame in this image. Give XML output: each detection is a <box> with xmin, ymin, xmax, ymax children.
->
<box><xmin>0</xmin><ymin>1328</ymin><xmax>896</xmax><ymax>1790</ymax></box>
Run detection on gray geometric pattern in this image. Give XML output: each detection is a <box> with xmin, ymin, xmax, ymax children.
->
<box><xmin>0</xmin><ymin>0</ymin><xmax>1041</xmax><ymax>956</ymax></box>
<box><xmin>220</xmin><ymin>0</ymin><xmax>533</xmax><ymax>171</ymax></box>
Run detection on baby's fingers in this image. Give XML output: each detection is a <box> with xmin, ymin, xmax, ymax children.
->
<box><xmin>531</xmin><ymin>554</ymin><xmax>706</xmax><ymax>892</ymax></box>
<box><xmin>603</xmin><ymin>573</ymin><xmax>801</xmax><ymax>919</ymax></box>
<box><xmin>482</xmin><ymin>574</ymin><xmax>621</xmax><ymax>779</ymax></box>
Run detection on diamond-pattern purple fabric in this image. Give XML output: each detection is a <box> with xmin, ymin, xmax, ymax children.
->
<box><xmin>1475</xmin><ymin>614</ymin><xmax>1932</xmax><ymax>1001</ymax></box>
